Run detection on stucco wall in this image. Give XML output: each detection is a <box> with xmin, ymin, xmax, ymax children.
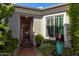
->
<box><xmin>33</xmin><ymin>16</ymin><xmax>42</xmax><ymax>35</ymax></box>
<box><xmin>8</xmin><ymin>12</ymin><xmax>20</xmax><ymax>39</ymax></box>
<box><xmin>64</xmin><ymin>14</ymin><xmax>71</xmax><ymax>48</ymax></box>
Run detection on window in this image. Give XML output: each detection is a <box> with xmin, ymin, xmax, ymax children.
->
<box><xmin>46</xmin><ymin>15</ymin><xmax>63</xmax><ymax>38</ymax></box>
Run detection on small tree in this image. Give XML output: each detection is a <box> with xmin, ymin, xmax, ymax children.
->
<box><xmin>68</xmin><ymin>3</ymin><xmax>79</xmax><ymax>55</ymax></box>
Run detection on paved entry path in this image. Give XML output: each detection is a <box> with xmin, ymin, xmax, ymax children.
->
<box><xmin>15</xmin><ymin>47</ymin><xmax>38</xmax><ymax>56</ymax></box>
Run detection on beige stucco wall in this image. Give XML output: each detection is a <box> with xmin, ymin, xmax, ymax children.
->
<box><xmin>64</xmin><ymin>13</ymin><xmax>71</xmax><ymax>48</ymax></box>
<box><xmin>33</xmin><ymin>16</ymin><xmax>42</xmax><ymax>35</ymax></box>
<box><xmin>8</xmin><ymin>12</ymin><xmax>20</xmax><ymax>39</ymax></box>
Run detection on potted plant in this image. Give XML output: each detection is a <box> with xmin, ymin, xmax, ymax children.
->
<box><xmin>35</xmin><ymin>34</ymin><xmax>44</xmax><ymax>47</ymax></box>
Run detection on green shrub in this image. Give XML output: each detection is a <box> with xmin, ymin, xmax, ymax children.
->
<box><xmin>35</xmin><ymin>34</ymin><xmax>44</xmax><ymax>47</ymax></box>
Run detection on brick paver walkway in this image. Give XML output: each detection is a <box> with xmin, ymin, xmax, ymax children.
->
<box><xmin>15</xmin><ymin>47</ymin><xmax>38</xmax><ymax>56</ymax></box>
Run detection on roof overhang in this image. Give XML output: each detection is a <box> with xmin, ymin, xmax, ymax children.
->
<box><xmin>15</xmin><ymin>4</ymin><xmax>68</xmax><ymax>16</ymax></box>
<box><xmin>15</xmin><ymin>4</ymin><xmax>68</xmax><ymax>11</ymax></box>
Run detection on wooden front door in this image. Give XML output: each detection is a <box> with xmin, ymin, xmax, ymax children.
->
<box><xmin>20</xmin><ymin>16</ymin><xmax>33</xmax><ymax>47</ymax></box>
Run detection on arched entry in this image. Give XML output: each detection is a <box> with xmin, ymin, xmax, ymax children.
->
<box><xmin>20</xmin><ymin>16</ymin><xmax>33</xmax><ymax>47</ymax></box>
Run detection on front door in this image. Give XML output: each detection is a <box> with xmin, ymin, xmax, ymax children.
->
<box><xmin>20</xmin><ymin>16</ymin><xmax>33</xmax><ymax>47</ymax></box>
